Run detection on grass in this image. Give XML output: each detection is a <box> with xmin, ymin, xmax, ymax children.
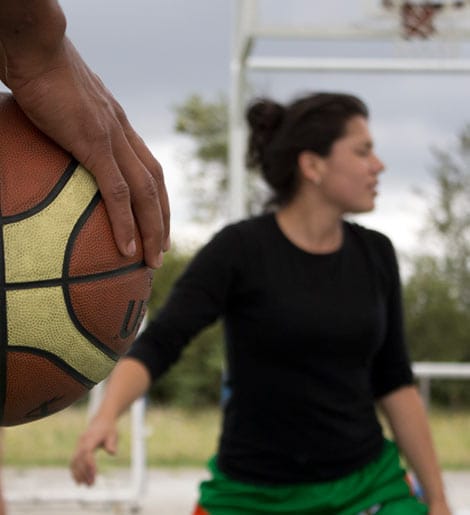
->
<box><xmin>426</xmin><ymin>407</ymin><xmax>470</xmax><ymax>469</ymax></box>
<box><xmin>2</xmin><ymin>405</ymin><xmax>221</xmax><ymax>469</ymax></box>
<box><xmin>2</xmin><ymin>405</ymin><xmax>470</xmax><ymax>470</ymax></box>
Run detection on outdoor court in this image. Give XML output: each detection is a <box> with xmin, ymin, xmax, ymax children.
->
<box><xmin>3</xmin><ymin>467</ymin><xmax>470</xmax><ymax>514</ymax></box>
<box><xmin>2</xmin><ymin>2</ymin><xmax>470</xmax><ymax>515</ymax></box>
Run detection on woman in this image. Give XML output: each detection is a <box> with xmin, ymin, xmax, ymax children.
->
<box><xmin>71</xmin><ymin>92</ymin><xmax>450</xmax><ymax>514</ymax></box>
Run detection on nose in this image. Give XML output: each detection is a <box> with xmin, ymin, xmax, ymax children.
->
<box><xmin>372</xmin><ymin>153</ymin><xmax>385</xmax><ymax>174</ymax></box>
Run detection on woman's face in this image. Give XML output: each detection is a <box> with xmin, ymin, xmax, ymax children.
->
<box><xmin>320</xmin><ymin>115</ymin><xmax>384</xmax><ymax>214</ymax></box>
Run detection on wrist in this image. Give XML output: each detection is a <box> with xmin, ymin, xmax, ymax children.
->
<box><xmin>427</xmin><ymin>493</ymin><xmax>449</xmax><ymax>508</ymax></box>
<box><xmin>0</xmin><ymin>1</ymin><xmax>66</xmax><ymax>84</ymax></box>
<box><xmin>92</xmin><ymin>406</ymin><xmax>120</xmax><ymax>426</ymax></box>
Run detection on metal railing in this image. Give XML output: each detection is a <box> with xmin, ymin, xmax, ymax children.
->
<box><xmin>413</xmin><ymin>362</ymin><xmax>470</xmax><ymax>407</ymax></box>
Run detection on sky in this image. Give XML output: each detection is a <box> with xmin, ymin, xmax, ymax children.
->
<box><xmin>3</xmin><ymin>0</ymin><xmax>470</xmax><ymax>264</ymax></box>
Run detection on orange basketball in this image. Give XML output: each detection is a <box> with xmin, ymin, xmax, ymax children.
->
<box><xmin>0</xmin><ymin>93</ymin><xmax>153</xmax><ymax>426</ymax></box>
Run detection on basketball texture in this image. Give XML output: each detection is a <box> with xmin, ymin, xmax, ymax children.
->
<box><xmin>0</xmin><ymin>93</ymin><xmax>153</xmax><ymax>426</ymax></box>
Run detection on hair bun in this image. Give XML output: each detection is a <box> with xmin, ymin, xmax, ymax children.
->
<box><xmin>246</xmin><ymin>99</ymin><xmax>285</xmax><ymax>169</ymax></box>
<box><xmin>246</xmin><ymin>99</ymin><xmax>285</xmax><ymax>134</ymax></box>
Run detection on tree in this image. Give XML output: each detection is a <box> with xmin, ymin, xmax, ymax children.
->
<box><xmin>421</xmin><ymin>125</ymin><xmax>470</xmax><ymax>309</ymax></box>
<box><xmin>404</xmin><ymin>255</ymin><xmax>470</xmax><ymax>363</ymax></box>
<box><xmin>146</xmin><ymin>246</ymin><xmax>224</xmax><ymax>407</ymax></box>
<box><xmin>402</xmin><ymin>125</ymin><xmax>470</xmax><ymax>405</ymax></box>
<box><xmin>174</xmin><ymin>93</ymin><xmax>268</xmax><ymax>221</ymax></box>
<box><xmin>174</xmin><ymin>94</ymin><xmax>228</xmax><ymax>221</ymax></box>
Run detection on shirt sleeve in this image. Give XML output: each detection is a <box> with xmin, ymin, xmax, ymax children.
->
<box><xmin>369</xmin><ymin>233</ymin><xmax>414</xmax><ymax>399</ymax></box>
<box><xmin>127</xmin><ymin>224</ymin><xmax>242</xmax><ymax>382</ymax></box>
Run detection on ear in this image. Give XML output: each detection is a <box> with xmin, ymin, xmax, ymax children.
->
<box><xmin>298</xmin><ymin>151</ymin><xmax>325</xmax><ymax>186</ymax></box>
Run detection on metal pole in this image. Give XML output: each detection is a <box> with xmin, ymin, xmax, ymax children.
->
<box><xmin>228</xmin><ymin>0</ymin><xmax>252</xmax><ymax>221</ymax></box>
<box><xmin>247</xmin><ymin>56</ymin><xmax>470</xmax><ymax>73</ymax></box>
<box><xmin>418</xmin><ymin>377</ymin><xmax>431</xmax><ymax>409</ymax></box>
<box><xmin>130</xmin><ymin>397</ymin><xmax>147</xmax><ymax>512</ymax></box>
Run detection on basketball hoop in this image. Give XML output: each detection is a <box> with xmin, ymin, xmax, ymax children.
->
<box><xmin>382</xmin><ymin>1</ymin><xmax>467</xmax><ymax>39</ymax></box>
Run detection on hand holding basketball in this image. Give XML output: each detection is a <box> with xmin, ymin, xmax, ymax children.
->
<box><xmin>0</xmin><ymin>4</ymin><xmax>170</xmax><ymax>269</ymax></box>
<box><xmin>0</xmin><ymin>93</ymin><xmax>154</xmax><ymax>425</ymax></box>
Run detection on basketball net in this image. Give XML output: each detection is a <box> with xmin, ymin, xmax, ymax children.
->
<box><xmin>381</xmin><ymin>1</ymin><xmax>468</xmax><ymax>58</ymax></box>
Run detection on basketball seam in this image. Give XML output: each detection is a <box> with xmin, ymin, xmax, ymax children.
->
<box><xmin>63</xmin><ymin>192</ymin><xmax>127</xmax><ymax>362</ymax></box>
<box><xmin>4</xmin><ymin>261</ymin><xmax>146</xmax><ymax>290</ymax></box>
<box><xmin>1</xmin><ymin>159</ymin><xmax>79</xmax><ymax>223</ymax></box>
<box><xmin>7</xmin><ymin>346</ymin><xmax>95</xmax><ymax>389</ymax></box>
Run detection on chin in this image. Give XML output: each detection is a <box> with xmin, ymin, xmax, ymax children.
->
<box><xmin>349</xmin><ymin>203</ymin><xmax>375</xmax><ymax>214</ymax></box>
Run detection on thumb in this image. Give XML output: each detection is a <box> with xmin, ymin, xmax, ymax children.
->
<box><xmin>103</xmin><ymin>431</ymin><xmax>118</xmax><ymax>455</ymax></box>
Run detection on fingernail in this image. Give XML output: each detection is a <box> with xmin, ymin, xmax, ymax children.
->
<box><xmin>164</xmin><ymin>235</ymin><xmax>171</xmax><ymax>252</ymax></box>
<box><xmin>156</xmin><ymin>251</ymin><xmax>164</xmax><ymax>268</ymax></box>
<box><xmin>126</xmin><ymin>240</ymin><xmax>136</xmax><ymax>256</ymax></box>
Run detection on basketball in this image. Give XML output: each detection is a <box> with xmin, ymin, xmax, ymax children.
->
<box><xmin>0</xmin><ymin>93</ymin><xmax>153</xmax><ymax>426</ymax></box>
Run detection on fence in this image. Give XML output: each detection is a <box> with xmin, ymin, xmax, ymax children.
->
<box><xmin>412</xmin><ymin>362</ymin><xmax>470</xmax><ymax>407</ymax></box>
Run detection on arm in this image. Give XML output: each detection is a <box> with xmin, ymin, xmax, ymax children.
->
<box><xmin>0</xmin><ymin>0</ymin><xmax>67</xmax><ymax>79</ymax></box>
<box><xmin>70</xmin><ymin>357</ymin><xmax>151</xmax><ymax>486</ymax></box>
<box><xmin>378</xmin><ymin>385</ymin><xmax>451</xmax><ymax>515</ymax></box>
<box><xmin>0</xmin><ymin>0</ymin><xmax>170</xmax><ymax>268</ymax></box>
<box><xmin>71</xmin><ymin>225</ymin><xmax>243</xmax><ymax>486</ymax></box>
<box><xmin>367</xmin><ymin>234</ymin><xmax>449</xmax><ymax>513</ymax></box>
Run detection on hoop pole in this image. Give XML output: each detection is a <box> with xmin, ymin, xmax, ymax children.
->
<box><xmin>130</xmin><ymin>396</ymin><xmax>147</xmax><ymax>510</ymax></box>
<box><xmin>228</xmin><ymin>0</ymin><xmax>250</xmax><ymax>220</ymax></box>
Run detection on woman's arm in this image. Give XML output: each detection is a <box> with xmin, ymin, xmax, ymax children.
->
<box><xmin>378</xmin><ymin>385</ymin><xmax>451</xmax><ymax>514</ymax></box>
<box><xmin>71</xmin><ymin>224</ymin><xmax>242</xmax><ymax>486</ymax></box>
<box><xmin>70</xmin><ymin>357</ymin><xmax>151</xmax><ymax>486</ymax></box>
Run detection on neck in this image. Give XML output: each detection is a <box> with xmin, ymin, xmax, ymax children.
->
<box><xmin>275</xmin><ymin>197</ymin><xmax>343</xmax><ymax>254</ymax></box>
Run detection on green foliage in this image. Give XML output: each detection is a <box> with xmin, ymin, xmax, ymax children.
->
<box><xmin>424</xmin><ymin>125</ymin><xmax>470</xmax><ymax>309</ymax></box>
<box><xmin>151</xmin><ymin>323</ymin><xmax>224</xmax><ymax>408</ymax></box>
<box><xmin>404</xmin><ymin>256</ymin><xmax>470</xmax><ymax>362</ymax></box>
<box><xmin>403</xmin><ymin>126</ymin><xmax>470</xmax><ymax>405</ymax></box>
<box><xmin>147</xmin><ymin>246</ymin><xmax>191</xmax><ymax>315</ymax></box>
<box><xmin>145</xmin><ymin>246</ymin><xmax>224</xmax><ymax>408</ymax></box>
<box><xmin>173</xmin><ymin>94</ymin><xmax>229</xmax><ymax>221</ymax></box>
<box><xmin>174</xmin><ymin>93</ymin><xmax>228</xmax><ymax>167</ymax></box>
<box><xmin>174</xmin><ymin>93</ymin><xmax>268</xmax><ymax>221</ymax></box>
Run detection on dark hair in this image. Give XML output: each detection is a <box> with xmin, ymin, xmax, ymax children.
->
<box><xmin>246</xmin><ymin>92</ymin><xmax>369</xmax><ymax>208</ymax></box>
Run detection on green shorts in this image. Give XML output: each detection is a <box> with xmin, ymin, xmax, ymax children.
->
<box><xmin>198</xmin><ymin>440</ymin><xmax>428</xmax><ymax>515</ymax></box>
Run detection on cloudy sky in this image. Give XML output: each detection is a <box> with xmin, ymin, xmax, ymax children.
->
<box><xmin>3</xmin><ymin>0</ymin><xmax>470</xmax><ymax>261</ymax></box>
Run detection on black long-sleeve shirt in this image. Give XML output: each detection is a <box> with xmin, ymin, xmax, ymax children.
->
<box><xmin>128</xmin><ymin>213</ymin><xmax>414</xmax><ymax>484</ymax></box>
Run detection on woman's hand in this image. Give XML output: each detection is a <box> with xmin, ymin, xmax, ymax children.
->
<box><xmin>70</xmin><ymin>414</ymin><xmax>119</xmax><ymax>486</ymax></box>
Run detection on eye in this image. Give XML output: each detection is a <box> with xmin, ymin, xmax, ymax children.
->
<box><xmin>356</xmin><ymin>148</ymin><xmax>371</xmax><ymax>157</ymax></box>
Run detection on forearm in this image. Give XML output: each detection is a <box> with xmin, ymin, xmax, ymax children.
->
<box><xmin>94</xmin><ymin>357</ymin><xmax>152</xmax><ymax>422</ymax></box>
<box><xmin>0</xmin><ymin>0</ymin><xmax>170</xmax><ymax>271</ymax></box>
<box><xmin>378</xmin><ymin>385</ymin><xmax>447</xmax><ymax>505</ymax></box>
<box><xmin>0</xmin><ymin>0</ymin><xmax>66</xmax><ymax>85</ymax></box>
